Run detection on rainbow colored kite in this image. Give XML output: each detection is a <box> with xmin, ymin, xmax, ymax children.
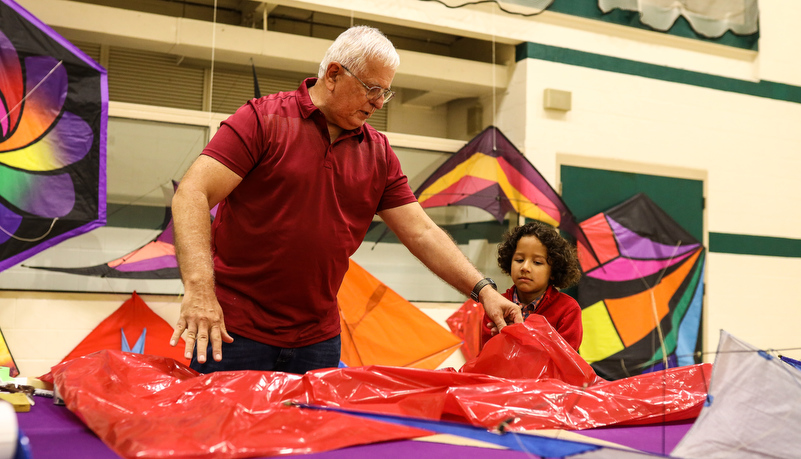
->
<box><xmin>0</xmin><ymin>326</ymin><xmax>19</xmax><ymax>377</ymax></box>
<box><xmin>435</xmin><ymin>129</ymin><xmax>705</xmax><ymax>380</ymax></box>
<box><xmin>414</xmin><ymin>126</ymin><xmax>594</xmax><ymax>253</ymax></box>
<box><xmin>31</xmin><ymin>198</ymin><xmax>180</xmax><ymax>279</ymax></box>
<box><xmin>577</xmin><ymin>194</ymin><xmax>705</xmax><ymax>380</ymax></box>
<box><xmin>0</xmin><ymin>0</ymin><xmax>107</xmax><ymax>273</ymax></box>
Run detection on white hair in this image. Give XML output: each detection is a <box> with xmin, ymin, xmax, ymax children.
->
<box><xmin>318</xmin><ymin>25</ymin><xmax>400</xmax><ymax>78</ymax></box>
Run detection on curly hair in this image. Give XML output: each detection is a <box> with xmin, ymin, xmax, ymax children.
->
<box><xmin>497</xmin><ymin>221</ymin><xmax>581</xmax><ymax>289</ymax></box>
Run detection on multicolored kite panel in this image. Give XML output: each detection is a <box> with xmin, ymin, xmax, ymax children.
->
<box><xmin>577</xmin><ymin>194</ymin><xmax>705</xmax><ymax>380</ymax></box>
<box><xmin>414</xmin><ymin>126</ymin><xmax>594</xmax><ymax>252</ymax></box>
<box><xmin>0</xmin><ymin>0</ymin><xmax>107</xmax><ymax>272</ymax></box>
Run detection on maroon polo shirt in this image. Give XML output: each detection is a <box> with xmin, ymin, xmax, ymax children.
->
<box><xmin>202</xmin><ymin>78</ymin><xmax>416</xmax><ymax>347</ymax></box>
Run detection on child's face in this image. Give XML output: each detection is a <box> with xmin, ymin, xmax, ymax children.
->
<box><xmin>511</xmin><ymin>235</ymin><xmax>552</xmax><ymax>304</ymax></box>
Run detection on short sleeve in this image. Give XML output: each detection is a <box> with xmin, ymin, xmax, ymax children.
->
<box><xmin>202</xmin><ymin>101</ymin><xmax>266</xmax><ymax>178</ymax></box>
<box><xmin>376</xmin><ymin>136</ymin><xmax>416</xmax><ymax>212</ymax></box>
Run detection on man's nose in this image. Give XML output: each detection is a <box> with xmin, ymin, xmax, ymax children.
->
<box><xmin>370</xmin><ymin>97</ymin><xmax>384</xmax><ymax>110</ymax></box>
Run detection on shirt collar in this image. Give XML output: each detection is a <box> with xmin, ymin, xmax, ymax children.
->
<box><xmin>297</xmin><ymin>77</ymin><xmax>366</xmax><ymax>143</ymax></box>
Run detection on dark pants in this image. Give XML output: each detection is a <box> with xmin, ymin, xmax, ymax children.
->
<box><xmin>190</xmin><ymin>332</ymin><xmax>341</xmax><ymax>375</ymax></box>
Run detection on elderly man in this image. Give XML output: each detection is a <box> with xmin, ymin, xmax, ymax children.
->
<box><xmin>170</xmin><ymin>25</ymin><xmax>522</xmax><ymax>374</ymax></box>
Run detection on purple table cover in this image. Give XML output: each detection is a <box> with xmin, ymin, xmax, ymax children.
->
<box><xmin>16</xmin><ymin>395</ymin><xmax>692</xmax><ymax>458</ymax></box>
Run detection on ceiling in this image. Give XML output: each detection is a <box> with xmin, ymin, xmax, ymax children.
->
<box><xmin>67</xmin><ymin>0</ymin><xmax>507</xmax><ymax>64</ymax></box>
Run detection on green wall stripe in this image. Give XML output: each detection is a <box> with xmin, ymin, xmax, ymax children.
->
<box><xmin>516</xmin><ymin>42</ymin><xmax>801</xmax><ymax>105</ymax></box>
<box><xmin>709</xmin><ymin>232</ymin><xmax>801</xmax><ymax>258</ymax></box>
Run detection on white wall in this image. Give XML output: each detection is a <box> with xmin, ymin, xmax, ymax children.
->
<box><xmin>706</xmin><ymin>253</ymin><xmax>801</xmax><ymax>359</ymax></box>
<box><xmin>515</xmin><ymin>55</ymin><xmax>801</xmax><ymax>360</ymax></box>
<box><xmin>0</xmin><ymin>291</ymin><xmax>465</xmax><ymax>377</ymax></box>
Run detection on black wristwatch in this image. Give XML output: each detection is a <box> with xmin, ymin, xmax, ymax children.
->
<box><xmin>470</xmin><ymin>277</ymin><xmax>497</xmax><ymax>301</ymax></box>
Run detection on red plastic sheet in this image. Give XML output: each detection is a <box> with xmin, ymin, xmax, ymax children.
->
<box><xmin>50</xmin><ymin>317</ymin><xmax>711</xmax><ymax>458</ymax></box>
<box><xmin>445</xmin><ymin>299</ymin><xmax>484</xmax><ymax>361</ymax></box>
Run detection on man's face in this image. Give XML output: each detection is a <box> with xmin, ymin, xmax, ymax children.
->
<box><xmin>328</xmin><ymin>60</ymin><xmax>395</xmax><ymax>131</ymax></box>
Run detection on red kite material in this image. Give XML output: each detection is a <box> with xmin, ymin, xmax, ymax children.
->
<box><xmin>338</xmin><ymin>259</ymin><xmax>461</xmax><ymax>369</ymax></box>
<box><xmin>59</xmin><ymin>291</ymin><xmax>188</xmax><ymax>365</ymax></box>
<box><xmin>49</xmin><ymin>318</ymin><xmax>710</xmax><ymax>458</ymax></box>
<box><xmin>445</xmin><ymin>299</ymin><xmax>484</xmax><ymax>361</ymax></box>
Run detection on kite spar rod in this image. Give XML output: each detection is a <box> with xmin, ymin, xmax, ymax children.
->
<box><xmin>623</xmin><ymin>240</ymin><xmax>685</xmax><ymax>372</ymax></box>
<box><xmin>0</xmin><ymin>60</ymin><xmax>65</xmax><ymax>242</ymax></box>
<box><xmin>0</xmin><ymin>60</ymin><xmax>63</xmax><ymax>127</ymax></box>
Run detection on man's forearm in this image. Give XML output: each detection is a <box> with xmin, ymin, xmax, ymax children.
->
<box><xmin>403</xmin><ymin>224</ymin><xmax>483</xmax><ymax>296</ymax></box>
<box><xmin>172</xmin><ymin>188</ymin><xmax>216</xmax><ymax>293</ymax></box>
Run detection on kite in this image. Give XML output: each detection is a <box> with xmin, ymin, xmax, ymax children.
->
<box><xmin>338</xmin><ymin>259</ymin><xmax>462</xmax><ymax>369</ymax></box>
<box><xmin>29</xmin><ymin>184</ymin><xmax>183</xmax><ymax>279</ymax></box>
<box><xmin>56</xmin><ymin>291</ymin><xmax>189</xmax><ymax>366</ymax></box>
<box><xmin>414</xmin><ymin>126</ymin><xmax>595</xmax><ymax>255</ymax></box>
<box><xmin>27</xmin><ymin>181</ymin><xmax>220</xmax><ymax>279</ymax></box>
<box><xmin>577</xmin><ymin>193</ymin><xmax>705</xmax><ymax>380</ymax></box>
<box><xmin>673</xmin><ymin>331</ymin><xmax>801</xmax><ymax>457</ymax></box>
<box><xmin>0</xmin><ymin>0</ymin><xmax>107</xmax><ymax>273</ymax></box>
<box><xmin>47</xmin><ymin>319</ymin><xmax>710</xmax><ymax>458</ymax></box>
<box><xmin>447</xmin><ymin>194</ymin><xmax>705</xmax><ymax>380</ymax></box>
<box><xmin>0</xmin><ymin>326</ymin><xmax>19</xmax><ymax>377</ymax></box>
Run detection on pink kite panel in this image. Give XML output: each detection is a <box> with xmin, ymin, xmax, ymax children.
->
<box><xmin>586</xmin><ymin>249</ymin><xmax>695</xmax><ymax>282</ymax></box>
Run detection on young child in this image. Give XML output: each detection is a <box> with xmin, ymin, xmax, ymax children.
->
<box><xmin>481</xmin><ymin>221</ymin><xmax>583</xmax><ymax>350</ymax></box>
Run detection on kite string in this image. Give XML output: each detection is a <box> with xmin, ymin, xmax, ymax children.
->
<box><xmin>0</xmin><ymin>59</ymin><xmax>66</xmax><ymax>244</ymax></box>
<box><xmin>617</xmin><ymin>240</ymin><xmax>684</xmax><ymax>371</ymax></box>
<box><xmin>491</xmin><ymin>4</ymin><xmax>497</xmax><ymax>151</ymax></box>
<box><xmin>208</xmin><ymin>0</ymin><xmax>218</xmax><ymax>116</ymax></box>
<box><xmin>0</xmin><ymin>60</ymin><xmax>63</xmax><ymax>127</ymax></box>
<box><xmin>0</xmin><ymin>217</ymin><xmax>58</xmax><ymax>242</ymax></box>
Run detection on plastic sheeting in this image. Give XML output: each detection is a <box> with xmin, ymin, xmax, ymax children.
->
<box><xmin>50</xmin><ymin>317</ymin><xmax>710</xmax><ymax>458</ymax></box>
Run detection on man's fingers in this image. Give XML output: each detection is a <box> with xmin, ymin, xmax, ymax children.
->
<box><xmin>210</xmin><ymin>326</ymin><xmax>223</xmax><ymax>362</ymax></box>
<box><xmin>221</xmin><ymin>325</ymin><xmax>234</xmax><ymax>344</ymax></box>
<box><xmin>488</xmin><ymin>312</ymin><xmax>507</xmax><ymax>333</ymax></box>
<box><xmin>195</xmin><ymin>327</ymin><xmax>210</xmax><ymax>364</ymax></box>
<box><xmin>183</xmin><ymin>327</ymin><xmax>197</xmax><ymax>361</ymax></box>
<box><xmin>170</xmin><ymin>320</ymin><xmax>186</xmax><ymax>347</ymax></box>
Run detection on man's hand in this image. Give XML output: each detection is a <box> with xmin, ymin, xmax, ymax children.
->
<box><xmin>480</xmin><ymin>287</ymin><xmax>523</xmax><ymax>336</ymax></box>
<box><xmin>170</xmin><ymin>289</ymin><xmax>233</xmax><ymax>363</ymax></box>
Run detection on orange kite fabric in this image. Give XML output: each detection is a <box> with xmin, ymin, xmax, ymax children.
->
<box><xmin>338</xmin><ymin>259</ymin><xmax>461</xmax><ymax>369</ymax></box>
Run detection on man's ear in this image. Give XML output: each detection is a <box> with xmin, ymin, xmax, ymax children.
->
<box><xmin>323</xmin><ymin>62</ymin><xmax>341</xmax><ymax>90</ymax></box>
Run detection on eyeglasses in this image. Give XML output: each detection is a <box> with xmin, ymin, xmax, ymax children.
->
<box><xmin>340</xmin><ymin>63</ymin><xmax>395</xmax><ymax>104</ymax></box>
